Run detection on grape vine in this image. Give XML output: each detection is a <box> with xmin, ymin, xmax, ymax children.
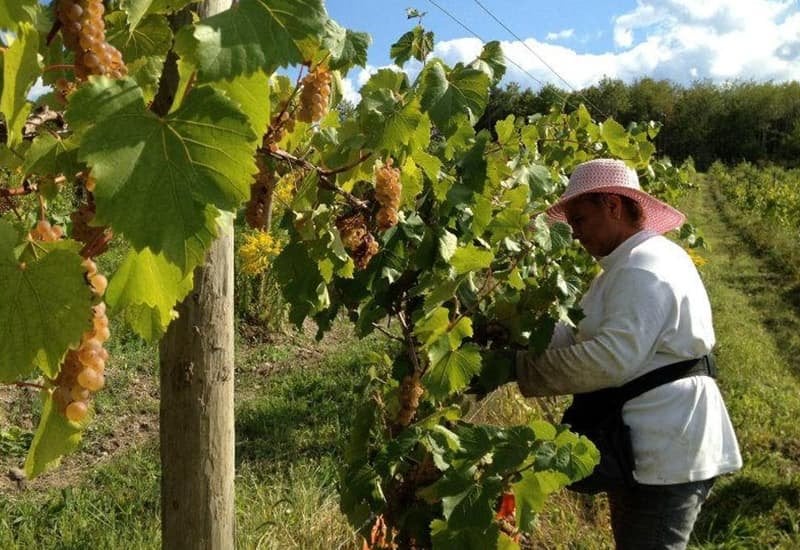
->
<box><xmin>0</xmin><ymin>1</ymin><xmax>693</xmax><ymax>547</ymax></box>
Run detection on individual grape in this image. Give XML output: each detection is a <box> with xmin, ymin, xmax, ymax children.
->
<box><xmin>77</xmin><ymin>368</ymin><xmax>104</xmax><ymax>391</ymax></box>
<box><xmin>90</xmin><ymin>273</ymin><xmax>107</xmax><ymax>295</ymax></box>
<box><xmin>65</xmin><ymin>400</ymin><xmax>88</xmax><ymax>422</ymax></box>
<box><xmin>70</xmin><ymin>385</ymin><xmax>90</xmax><ymax>402</ymax></box>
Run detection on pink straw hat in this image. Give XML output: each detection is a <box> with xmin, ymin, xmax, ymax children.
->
<box><xmin>546</xmin><ymin>158</ymin><xmax>685</xmax><ymax>234</ymax></box>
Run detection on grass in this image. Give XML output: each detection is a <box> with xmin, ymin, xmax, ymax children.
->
<box><xmin>3</xmin><ymin>174</ymin><xmax>800</xmax><ymax>549</ymax></box>
<box><xmin>677</xmin><ymin>177</ymin><xmax>800</xmax><ymax>549</ymax></box>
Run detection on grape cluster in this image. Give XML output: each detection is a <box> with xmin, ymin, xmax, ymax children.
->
<box><xmin>56</xmin><ymin>0</ymin><xmax>127</xmax><ymax>81</ymax></box>
<box><xmin>336</xmin><ymin>212</ymin><xmax>379</xmax><ymax>269</ymax></box>
<box><xmin>396</xmin><ymin>373</ymin><xmax>424</xmax><ymax>427</ymax></box>
<box><xmin>29</xmin><ymin>220</ymin><xmax>64</xmax><ymax>242</ymax></box>
<box><xmin>53</xmin><ymin>259</ymin><xmax>109</xmax><ymax>423</ymax></box>
<box><xmin>245</xmin><ymin>160</ymin><xmax>276</xmax><ymax>230</ymax></box>
<box><xmin>296</xmin><ymin>66</ymin><xmax>332</xmax><ymax>124</ymax></box>
<box><xmin>375</xmin><ymin>159</ymin><xmax>402</xmax><ymax>231</ymax></box>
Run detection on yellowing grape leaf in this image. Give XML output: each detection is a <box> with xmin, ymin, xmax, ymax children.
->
<box><xmin>1</xmin><ymin>22</ymin><xmax>40</xmax><ymax>148</ymax></box>
<box><xmin>0</xmin><ymin>225</ymin><xmax>93</xmax><ymax>382</ymax></box>
<box><xmin>24</xmin><ymin>390</ymin><xmax>89</xmax><ymax>478</ymax></box>
<box><xmin>67</xmin><ymin>77</ymin><xmax>257</xmax><ymax>272</ymax></box>
<box><xmin>105</xmin><ymin>248</ymin><xmax>194</xmax><ymax>341</ymax></box>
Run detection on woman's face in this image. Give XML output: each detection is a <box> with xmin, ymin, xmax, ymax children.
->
<box><xmin>564</xmin><ymin>195</ymin><xmax>636</xmax><ymax>257</ymax></box>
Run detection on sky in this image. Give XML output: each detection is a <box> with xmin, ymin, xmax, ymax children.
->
<box><xmin>325</xmin><ymin>0</ymin><xmax>800</xmax><ymax>103</ymax></box>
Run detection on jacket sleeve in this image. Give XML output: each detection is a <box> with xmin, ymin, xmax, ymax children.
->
<box><xmin>516</xmin><ymin>267</ymin><xmax>675</xmax><ymax>397</ymax></box>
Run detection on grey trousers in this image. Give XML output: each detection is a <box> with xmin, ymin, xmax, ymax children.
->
<box><xmin>606</xmin><ymin>478</ymin><xmax>715</xmax><ymax>550</ymax></box>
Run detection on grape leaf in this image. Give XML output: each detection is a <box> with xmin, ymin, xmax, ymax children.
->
<box><xmin>174</xmin><ymin>0</ymin><xmax>329</xmax><ymax>82</ymax></box>
<box><xmin>419</xmin><ymin>61</ymin><xmax>491</xmax><ymax>133</ymax></box>
<box><xmin>390</xmin><ymin>25</ymin><xmax>433</xmax><ymax>67</ymax></box>
<box><xmin>106</xmin><ymin>12</ymin><xmax>172</xmax><ymax>62</ymax></box>
<box><xmin>423</xmin><ymin>343</ymin><xmax>482</xmax><ymax>400</ymax></box>
<box><xmin>105</xmin><ymin>248</ymin><xmax>194</xmax><ymax>341</ymax></box>
<box><xmin>213</xmin><ymin>70</ymin><xmax>271</xmax><ymax>136</ymax></box>
<box><xmin>273</xmin><ymin>242</ymin><xmax>326</xmax><ymax>327</ymax></box>
<box><xmin>23</xmin><ymin>133</ymin><xmax>79</xmax><ymax>177</ymax></box>
<box><xmin>67</xmin><ymin>77</ymin><xmax>257</xmax><ymax>271</ymax></box>
<box><xmin>512</xmin><ymin>470</ymin><xmax>571</xmax><ymax>531</ymax></box>
<box><xmin>360</xmin><ymin>91</ymin><xmax>422</xmax><ymax>154</ymax></box>
<box><xmin>1</xmin><ymin>22</ymin><xmax>39</xmax><ymax>148</ymax></box>
<box><xmin>471</xmin><ymin>41</ymin><xmax>506</xmax><ymax>85</ymax></box>
<box><xmin>0</xmin><ymin>231</ymin><xmax>93</xmax><ymax>382</ymax></box>
<box><xmin>328</xmin><ymin>28</ymin><xmax>370</xmax><ymax>71</ymax></box>
<box><xmin>121</xmin><ymin>0</ymin><xmax>195</xmax><ymax>30</ymax></box>
<box><xmin>24</xmin><ymin>390</ymin><xmax>89</xmax><ymax>478</ymax></box>
<box><xmin>0</xmin><ymin>0</ymin><xmax>37</xmax><ymax>31</ymax></box>
<box><xmin>450</xmin><ymin>245</ymin><xmax>493</xmax><ymax>275</ymax></box>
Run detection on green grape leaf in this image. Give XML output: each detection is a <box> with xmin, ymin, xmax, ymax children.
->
<box><xmin>0</xmin><ymin>232</ymin><xmax>93</xmax><ymax>382</ymax></box>
<box><xmin>273</xmin><ymin>242</ymin><xmax>326</xmax><ymax>327</ymax></box>
<box><xmin>105</xmin><ymin>248</ymin><xmax>194</xmax><ymax>341</ymax></box>
<box><xmin>437</xmin><ymin>230</ymin><xmax>458</xmax><ymax>262</ymax></box>
<box><xmin>24</xmin><ymin>390</ymin><xmax>89</xmax><ymax>478</ymax></box>
<box><xmin>390</xmin><ymin>25</ymin><xmax>433</xmax><ymax>67</ymax></box>
<box><xmin>423</xmin><ymin>343</ymin><xmax>482</xmax><ymax>400</ymax></box>
<box><xmin>360</xmin><ymin>92</ymin><xmax>422</xmax><ymax>153</ymax></box>
<box><xmin>419</xmin><ymin>61</ymin><xmax>491</xmax><ymax>133</ymax></box>
<box><xmin>442</xmin><ymin>476</ymin><xmax>502</xmax><ymax>530</ymax></box>
<box><xmin>1</xmin><ymin>22</ymin><xmax>39</xmax><ymax>148</ymax></box>
<box><xmin>23</xmin><ymin>133</ymin><xmax>78</xmax><ymax>177</ymax></box>
<box><xmin>0</xmin><ymin>0</ymin><xmax>37</xmax><ymax>31</ymax></box>
<box><xmin>471</xmin><ymin>40</ymin><xmax>506</xmax><ymax>84</ymax></box>
<box><xmin>126</xmin><ymin>55</ymin><xmax>167</xmax><ymax>104</ymax></box>
<box><xmin>601</xmin><ymin>119</ymin><xmax>638</xmax><ymax>159</ymax></box>
<box><xmin>413</xmin><ymin>306</ymin><xmax>450</xmax><ymax>347</ymax></box>
<box><xmin>174</xmin><ymin>0</ymin><xmax>329</xmax><ymax>82</ymax></box>
<box><xmin>430</xmin><ymin>520</ymin><xmax>501</xmax><ymax>550</ymax></box>
<box><xmin>495</xmin><ymin>115</ymin><xmax>516</xmax><ymax>144</ymax></box>
<box><xmin>213</xmin><ymin>70</ymin><xmax>271</xmax><ymax>136</ymax></box>
<box><xmin>513</xmin><ymin>470</ymin><xmax>571</xmax><ymax>531</ymax></box>
<box><xmin>450</xmin><ymin>245</ymin><xmax>493</xmax><ymax>275</ymax></box>
<box><xmin>121</xmin><ymin>0</ymin><xmax>194</xmax><ymax>30</ymax></box>
<box><xmin>322</xmin><ymin>21</ymin><xmax>370</xmax><ymax>71</ymax></box>
<box><xmin>67</xmin><ymin>78</ymin><xmax>257</xmax><ymax>271</ymax></box>
<box><xmin>106</xmin><ymin>12</ymin><xmax>172</xmax><ymax>62</ymax></box>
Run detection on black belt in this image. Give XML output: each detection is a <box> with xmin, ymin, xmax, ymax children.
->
<box><xmin>568</xmin><ymin>354</ymin><xmax>717</xmax><ymax>420</ymax></box>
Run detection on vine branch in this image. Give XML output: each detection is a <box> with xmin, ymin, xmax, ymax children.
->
<box><xmin>264</xmin><ymin>147</ymin><xmax>372</xmax><ymax>210</ymax></box>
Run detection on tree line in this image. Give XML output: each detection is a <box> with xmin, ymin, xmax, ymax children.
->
<box><xmin>476</xmin><ymin>78</ymin><xmax>800</xmax><ymax>170</ymax></box>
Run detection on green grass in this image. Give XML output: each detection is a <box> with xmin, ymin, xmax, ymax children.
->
<box><xmin>3</xmin><ymin>174</ymin><xmax>800</xmax><ymax>549</ymax></box>
<box><xmin>678</xmin><ymin>177</ymin><xmax>800</xmax><ymax>549</ymax></box>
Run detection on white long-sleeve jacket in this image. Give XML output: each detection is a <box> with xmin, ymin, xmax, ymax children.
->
<box><xmin>517</xmin><ymin>230</ymin><xmax>742</xmax><ymax>484</ymax></box>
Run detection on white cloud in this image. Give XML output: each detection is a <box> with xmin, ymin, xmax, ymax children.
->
<box><xmin>28</xmin><ymin>78</ymin><xmax>50</xmax><ymax>100</ymax></box>
<box><xmin>423</xmin><ymin>0</ymin><xmax>800</xmax><ymax>92</ymax></box>
<box><xmin>546</xmin><ymin>29</ymin><xmax>574</xmax><ymax>41</ymax></box>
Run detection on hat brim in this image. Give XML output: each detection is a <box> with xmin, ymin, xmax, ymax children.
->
<box><xmin>546</xmin><ymin>186</ymin><xmax>686</xmax><ymax>234</ymax></box>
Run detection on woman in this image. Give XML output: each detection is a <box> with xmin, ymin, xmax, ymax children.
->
<box><xmin>516</xmin><ymin>158</ymin><xmax>742</xmax><ymax>549</ymax></box>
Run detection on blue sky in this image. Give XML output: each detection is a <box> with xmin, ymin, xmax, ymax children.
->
<box><xmin>325</xmin><ymin>0</ymin><xmax>800</xmax><ymax>102</ymax></box>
